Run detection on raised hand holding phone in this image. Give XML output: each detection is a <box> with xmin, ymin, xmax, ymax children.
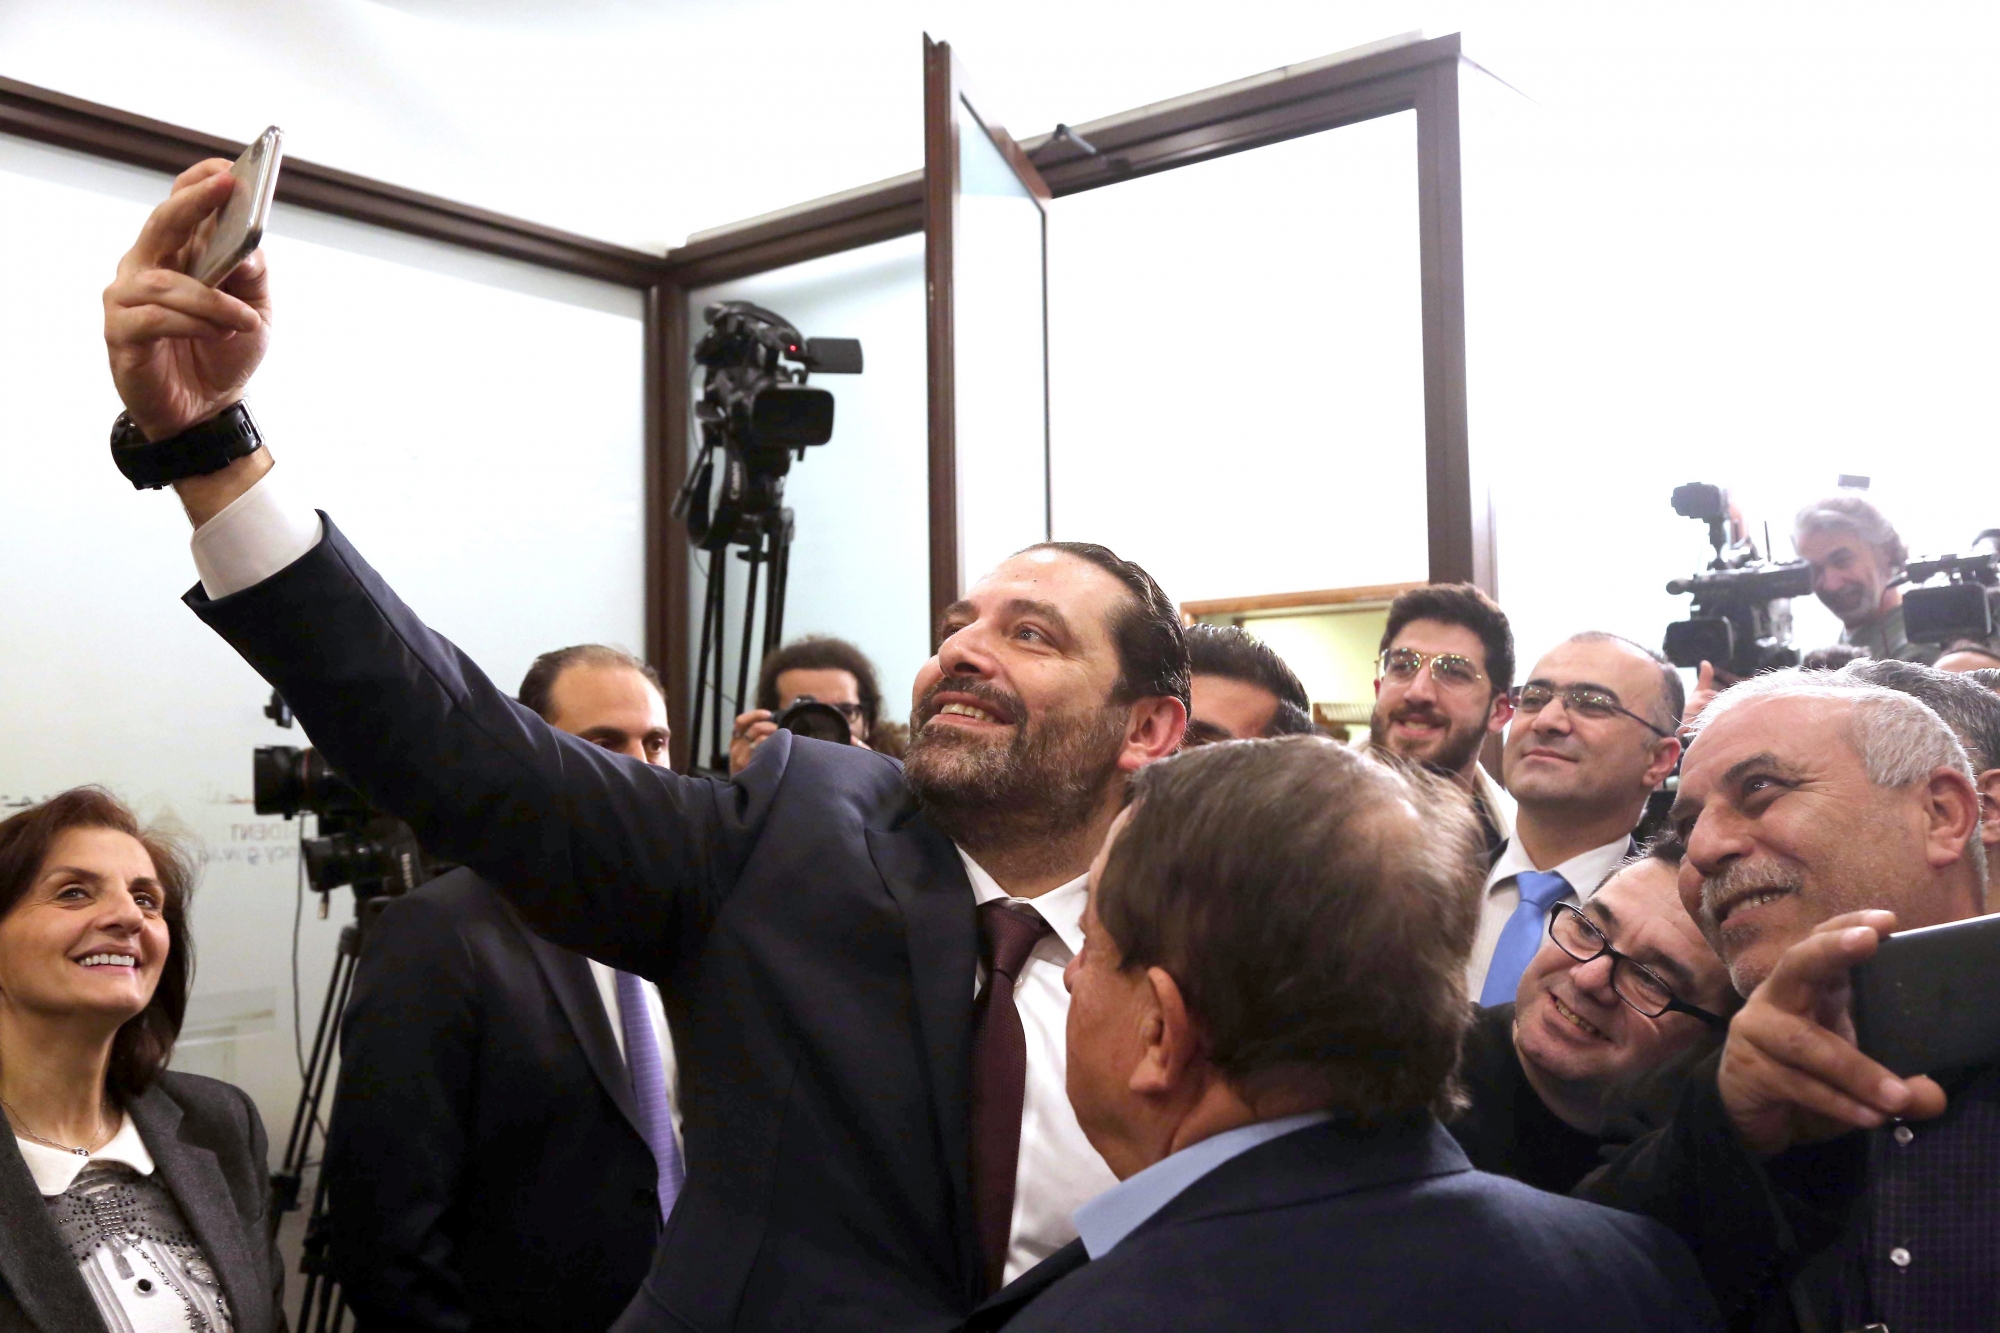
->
<box><xmin>103</xmin><ymin>157</ymin><xmax>276</xmax><ymax>519</ymax></box>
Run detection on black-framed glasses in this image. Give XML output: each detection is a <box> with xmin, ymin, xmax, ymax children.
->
<box><xmin>1379</xmin><ymin>647</ymin><xmax>1488</xmax><ymax>692</ymax></box>
<box><xmin>785</xmin><ymin>695</ymin><xmax>865</xmax><ymax>723</ymax></box>
<box><xmin>1547</xmin><ymin>903</ymin><xmax>1729</xmax><ymax>1031</ymax></box>
<box><xmin>1511</xmin><ymin>683</ymin><xmax>1674</xmax><ymax>739</ymax></box>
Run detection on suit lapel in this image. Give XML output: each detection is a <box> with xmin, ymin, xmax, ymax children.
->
<box><xmin>131</xmin><ymin>1087</ymin><xmax>263</xmax><ymax>1333</ymax></box>
<box><xmin>865</xmin><ymin>815</ymin><xmax>981</xmax><ymax>1292</ymax></box>
<box><xmin>513</xmin><ymin>912</ymin><xmax>645</xmax><ymax>1138</ymax></box>
<box><xmin>0</xmin><ymin>1133</ymin><xmax>105</xmax><ymax>1332</ymax></box>
<box><xmin>959</xmin><ymin>1237</ymin><xmax>1089</xmax><ymax>1332</ymax></box>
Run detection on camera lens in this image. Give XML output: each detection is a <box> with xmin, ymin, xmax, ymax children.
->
<box><xmin>776</xmin><ymin>700</ymin><xmax>853</xmax><ymax>746</ymax></box>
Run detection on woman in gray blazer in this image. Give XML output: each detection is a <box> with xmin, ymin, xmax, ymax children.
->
<box><xmin>0</xmin><ymin>787</ymin><xmax>284</xmax><ymax>1333</ymax></box>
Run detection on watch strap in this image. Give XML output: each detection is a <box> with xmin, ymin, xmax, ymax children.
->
<box><xmin>110</xmin><ymin>402</ymin><xmax>264</xmax><ymax>490</ymax></box>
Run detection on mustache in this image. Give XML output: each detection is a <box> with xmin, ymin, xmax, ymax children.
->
<box><xmin>1391</xmin><ymin>704</ymin><xmax>1450</xmax><ymax>725</ymax></box>
<box><xmin>914</xmin><ymin>678</ymin><xmax>1026</xmax><ymax>728</ymax></box>
<box><xmin>1699</xmin><ymin>862</ymin><xmax>1805</xmax><ymax>925</ymax></box>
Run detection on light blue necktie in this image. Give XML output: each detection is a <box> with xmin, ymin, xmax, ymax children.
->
<box><xmin>616</xmin><ymin>970</ymin><xmax>685</xmax><ymax>1222</ymax></box>
<box><xmin>1479</xmin><ymin>870</ymin><xmax>1572</xmax><ymax>1007</ymax></box>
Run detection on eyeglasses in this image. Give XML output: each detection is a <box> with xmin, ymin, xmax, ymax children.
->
<box><xmin>1547</xmin><ymin>903</ymin><xmax>1728</xmax><ymax>1031</ymax></box>
<box><xmin>786</xmin><ymin>696</ymin><xmax>865</xmax><ymax>723</ymax></box>
<box><xmin>1511</xmin><ymin>683</ymin><xmax>1674</xmax><ymax>739</ymax></box>
<box><xmin>1378</xmin><ymin>648</ymin><xmax>1488</xmax><ymax>692</ymax></box>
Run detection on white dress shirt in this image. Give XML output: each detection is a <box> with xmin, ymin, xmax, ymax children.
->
<box><xmin>956</xmin><ymin>850</ymin><xmax>1119</xmax><ymax>1284</ymax></box>
<box><xmin>1466</xmin><ymin>832</ymin><xmax>1634</xmax><ymax>999</ymax></box>
<box><xmin>187</xmin><ymin>474</ymin><xmax>1117</xmax><ymax>1280</ymax></box>
<box><xmin>587</xmin><ymin>960</ymin><xmax>684</xmax><ymax>1142</ymax></box>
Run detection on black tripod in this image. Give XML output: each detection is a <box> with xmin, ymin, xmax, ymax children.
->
<box><xmin>688</xmin><ymin>506</ymin><xmax>795</xmax><ymax>774</ymax></box>
<box><xmin>271</xmin><ymin>888</ymin><xmax>394</xmax><ymax>1332</ymax></box>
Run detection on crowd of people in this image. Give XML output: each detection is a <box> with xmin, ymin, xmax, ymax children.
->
<box><xmin>6</xmin><ymin>155</ymin><xmax>2000</xmax><ymax>1333</ymax></box>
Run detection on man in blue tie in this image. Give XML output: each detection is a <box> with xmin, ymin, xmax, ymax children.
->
<box><xmin>1473</xmin><ymin>633</ymin><xmax>1684</xmax><ymax>1007</ymax></box>
<box><xmin>325</xmin><ymin>644</ymin><xmax>682</xmax><ymax>1333</ymax></box>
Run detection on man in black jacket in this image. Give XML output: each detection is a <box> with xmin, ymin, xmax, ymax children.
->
<box><xmin>100</xmin><ymin>162</ymin><xmax>1187</xmax><ymax>1333</ymax></box>
<box><xmin>1451</xmin><ymin>835</ymin><xmax>1734</xmax><ymax>1193</ymax></box>
<box><xmin>964</xmin><ymin>739</ymin><xmax>1718</xmax><ymax>1332</ymax></box>
<box><xmin>1578</xmin><ymin>671</ymin><xmax>1990</xmax><ymax>1331</ymax></box>
<box><xmin>326</xmin><ymin>644</ymin><xmax>679</xmax><ymax>1333</ymax></box>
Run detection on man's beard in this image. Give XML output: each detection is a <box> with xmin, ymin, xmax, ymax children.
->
<box><xmin>903</xmin><ymin>679</ymin><xmax>1130</xmax><ymax>855</ymax></box>
<box><xmin>1367</xmin><ymin>703</ymin><xmax>1486</xmax><ymax>779</ymax></box>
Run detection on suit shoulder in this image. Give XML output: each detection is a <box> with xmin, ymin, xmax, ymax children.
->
<box><xmin>764</xmin><ymin>732</ymin><xmax>918</xmax><ymax>826</ymax></box>
<box><xmin>150</xmin><ymin>1071</ymin><xmax>265</xmax><ymax>1138</ymax></box>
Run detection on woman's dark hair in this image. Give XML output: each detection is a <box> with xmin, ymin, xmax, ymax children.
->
<box><xmin>755</xmin><ymin>636</ymin><xmax>884</xmax><ymax>739</ymax></box>
<box><xmin>0</xmin><ymin>787</ymin><xmax>196</xmax><ymax>1101</ymax></box>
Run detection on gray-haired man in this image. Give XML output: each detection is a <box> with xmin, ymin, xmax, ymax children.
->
<box><xmin>1581</xmin><ymin>671</ymin><xmax>1992</xmax><ymax>1332</ymax></box>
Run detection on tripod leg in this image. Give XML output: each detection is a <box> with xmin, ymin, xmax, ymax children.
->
<box><xmin>689</xmin><ymin>550</ymin><xmax>725</xmax><ymax>772</ymax></box>
<box><xmin>707</xmin><ymin>552</ymin><xmax>731</xmax><ymax>772</ymax></box>
<box><xmin>765</xmin><ymin>512</ymin><xmax>793</xmax><ymax>657</ymax></box>
<box><xmin>734</xmin><ymin>534</ymin><xmax>763</xmax><ymax>742</ymax></box>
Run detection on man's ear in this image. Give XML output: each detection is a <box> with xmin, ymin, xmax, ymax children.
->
<box><xmin>1128</xmin><ymin>966</ymin><xmax>1201</xmax><ymax>1097</ymax></box>
<box><xmin>1977</xmin><ymin>768</ymin><xmax>2000</xmax><ymax>849</ymax></box>
<box><xmin>1485</xmin><ymin>691</ymin><xmax>1514</xmax><ymax>736</ymax></box>
<box><xmin>1120</xmin><ymin>696</ymin><xmax>1187</xmax><ymax>772</ymax></box>
<box><xmin>1921</xmin><ymin>765</ymin><xmax>1984</xmax><ymax>869</ymax></box>
<box><xmin>1642</xmin><ymin>735</ymin><xmax>1683</xmax><ymax>789</ymax></box>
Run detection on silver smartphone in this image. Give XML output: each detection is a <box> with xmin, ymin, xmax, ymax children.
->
<box><xmin>191</xmin><ymin>126</ymin><xmax>283</xmax><ymax>287</ymax></box>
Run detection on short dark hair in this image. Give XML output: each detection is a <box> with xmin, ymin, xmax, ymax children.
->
<box><xmin>1561</xmin><ymin>632</ymin><xmax>1686</xmax><ymax>731</ymax></box>
<box><xmin>518</xmin><ymin>645</ymin><xmax>665</xmax><ymax>723</ymax></box>
<box><xmin>1185</xmin><ymin>624</ymin><xmax>1312</xmax><ymax>738</ymax></box>
<box><xmin>1969</xmin><ymin>668</ymin><xmax>2000</xmax><ymax>695</ymax></box>
<box><xmin>0</xmin><ymin>788</ymin><xmax>196</xmax><ymax>1102</ymax></box>
<box><xmin>755</xmin><ymin>635</ymin><xmax>884</xmax><ymax>738</ymax></box>
<box><xmin>1839</xmin><ymin>657</ymin><xmax>2000</xmax><ymax>773</ymax></box>
<box><xmin>1380</xmin><ymin>584</ymin><xmax>1514</xmax><ymax>695</ymax></box>
<box><xmin>1021</xmin><ymin>541</ymin><xmax>1191</xmax><ymax>713</ymax></box>
<box><xmin>1096</xmin><ymin>737</ymin><xmax>1483</xmax><ymax>1120</ymax></box>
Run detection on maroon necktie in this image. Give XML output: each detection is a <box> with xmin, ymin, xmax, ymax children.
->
<box><xmin>970</xmin><ymin>900</ymin><xmax>1053</xmax><ymax>1294</ymax></box>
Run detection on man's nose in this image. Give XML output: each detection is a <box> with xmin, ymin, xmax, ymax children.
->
<box><xmin>1532</xmin><ymin>697</ymin><xmax>1573</xmax><ymax>734</ymax></box>
<box><xmin>1570</xmin><ymin>951</ymin><xmax>1619</xmax><ymax>1002</ymax></box>
<box><xmin>1404</xmin><ymin>665</ymin><xmax>1439</xmax><ymax>704</ymax></box>
<box><xmin>937</xmin><ymin>623</ymin><xmax>997</xmax><ymax>678</ymax></box>
<box><xmin>1683</xmin><ymin>808</ymin><xmax>1749</xmax><ymax>889</ymax></box>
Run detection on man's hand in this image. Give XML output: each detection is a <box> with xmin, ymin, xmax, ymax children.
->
<box><xmin>1719</xmin><ymin>910</ymin><xmax>1947</xmax><ymax>1156</ymax></box>
<box><xmin>104</xmin><ymin>160</ymin><xmax>274</xmax><ymax>524</ymax></box>
<box><xmin>730</xmin><ymin>711</ymin><xmax>778</xmax><ymax>776</ymax></box>
<box><xmin>1680</xmin><ymin>661</ymin><xmax>1725</xmax><ymax>737</ymax></box>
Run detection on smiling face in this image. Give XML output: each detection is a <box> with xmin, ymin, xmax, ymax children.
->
<box><xmin>0</xmin><ymin>827</ymin><xmax>170</xmax><ymax>1031</ymax></box>
<box><xmin>904</xmin><ymin>549</ymin><xmax>1166</xmax><ymax>847</ymax></box>
<box><xmin>1512</xmin><ymin>858</ymin><xmax>1731</xmax><ymax>1098</ymax></box>
<box><xmin>1502</xmin><ymin>639</ymin><xmax>1678</xmax><ymax>817</ymax></box>
<box><xmin>1798</xmin><ymin>528</ymin><xmax>1894</xmax><ymax>628</ymax></box>
<box><xmin>1368</xmin><ymin>620</ymin><xmax>1508</xmax><ymax>779</ymax></box>
<box><xmin>1670</xmin><ymin>693</ymin><xmax>1968</xmax><ymax>993</ymax></box>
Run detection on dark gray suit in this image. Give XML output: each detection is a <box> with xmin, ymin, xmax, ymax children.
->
<box><xmin>0</xmin><ymin>1070</ymin><xmax>284</xmax><ymax>1333</ymax></box>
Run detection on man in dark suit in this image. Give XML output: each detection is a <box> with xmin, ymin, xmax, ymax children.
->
<box><xmin>101</xmin><ymin>162</ymin><xmax>1188</xmax><ymax>1332</ymax></box>
<box><xmin>326</xmin><ymin>644</ymin><xmax>680</xmax><ymax>1333</ymax></box>
<box><xmin>966</xmin><ymin>738</ymin><xmax>1720</xmax><ymax>1332</ymax></box>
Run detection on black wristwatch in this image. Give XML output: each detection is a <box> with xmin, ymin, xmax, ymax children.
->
<box><xmin>109</xmin><ymin>402</ymin><xmax>264</xmax><ymax>490</ymax></box>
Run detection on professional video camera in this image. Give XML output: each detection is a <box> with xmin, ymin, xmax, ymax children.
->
<box><xmin>672</xmin><ymin>301</ymin><xmax>865</xmax><ymax>773</ymax></box>
<box><xmin>675</xmin><ymin>301</ymin><xmax>863</xmax><ymax>552</ymax></box>
<box><xmin>1662</xmin><ymin>483</ymin><xmax>1810</xmax><ymax>679</ymax></box>
<box><xmin>250</xmin><ymin>693</ymin><xmax>439</xmax><ymax>902</ymax></box>
<box><xmin>1901</xmin><ymin>543</ymin><xmax>2000</xmax><ymax>647</ymax></box>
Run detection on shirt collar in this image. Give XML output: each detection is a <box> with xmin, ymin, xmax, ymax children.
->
<box><xmin>955</xmin><ymin>846</ymin><xmax>1088</xmax><ymax>958</ymax></box>
<box><xmin>1483</xmin><ymin>833</ymin><xmax>1632</xmax><ymax>898</ymax></box>
<box><xmin>17</xmin><ymin>1113</ymin><xmax>153</xmax><ymax>1196</ymax></box>
<box><xmin>1072</xmin><ymin>1112</ymin><xmax>1333</xmax><ymax>1259</ymax></box>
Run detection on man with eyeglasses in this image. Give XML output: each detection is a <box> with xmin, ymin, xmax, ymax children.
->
<box><xmin>1451</xmin><ymin>835</ymin><xmax>1736</xmax><ymax>1195</ymax></box>
<box><xmin>1366</xmin><ymin>585</ymin><xmax>1518</xmax><ymax>865</ymax></box>
<box><xmin>731</xmin><ymin>634</ymin><xmax>883</xmax><ymax>773</ymax></box>
<box><xmin>1473</xmin><ymin>633</ymin><xmax>1685</xmax><ymax>1007</ymax></box>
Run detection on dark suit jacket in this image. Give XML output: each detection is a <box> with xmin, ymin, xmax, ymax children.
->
<box><xmin>326</xmin><ymin>868</ymin><xmax>662</xmax><ymax>1332</ymax></box>
<box><xmin>0</xmin><ymin>1071</ymin><xmax>284</xmax><ymax>1333</ymax></box>
<box><xmin>962</xmin><ymin>1117</ymin><xmax>1721</xmax><ymax>1333</ymax></box>
<box><xmin>191</xmin><ymin>519</ymin><xmax>990</xmax><ymax>1332</ymax></box>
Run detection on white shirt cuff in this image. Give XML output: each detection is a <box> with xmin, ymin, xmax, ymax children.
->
<box><xmin>189</xmin><ymin>465</ymin><xmax>324</xmax><ymax>599</ymax></box>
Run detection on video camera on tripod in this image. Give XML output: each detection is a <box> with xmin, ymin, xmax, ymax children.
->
<box><xmin>1900</xmin><ymin>546</ymin><xmax>2000</xmax><ymax>647</ymax></box>
<box><xmin>1662</xmin><ymin>482</ymin><xmax>1809</xmax><ymax>679</ymax></box>
<box><xmin>253</xmin><ymin>742</ymin><xmax>434</xmax><ymax>902</ymax></box>
<box><xmin>673</xmin><ymin>301</ymin><xmax>863</xmax><ymax>773</ymax></box>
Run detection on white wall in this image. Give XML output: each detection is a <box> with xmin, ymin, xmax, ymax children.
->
<box><xmin>0</xmin><ymin>131</ymin><xmax>645</xmax><ymax>1171</ymax></box>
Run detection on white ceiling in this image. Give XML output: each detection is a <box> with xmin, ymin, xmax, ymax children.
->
<box><xmin>13</xmin><ymin>0</ymin><xmax>1990</xmax><ymax>256</ymax></box>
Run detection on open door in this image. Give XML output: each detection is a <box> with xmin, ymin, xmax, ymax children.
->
<box><xmin>924</xmin><ymin>35</ymin><xmax>1052</xmax><ymax>624</ymax></box>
